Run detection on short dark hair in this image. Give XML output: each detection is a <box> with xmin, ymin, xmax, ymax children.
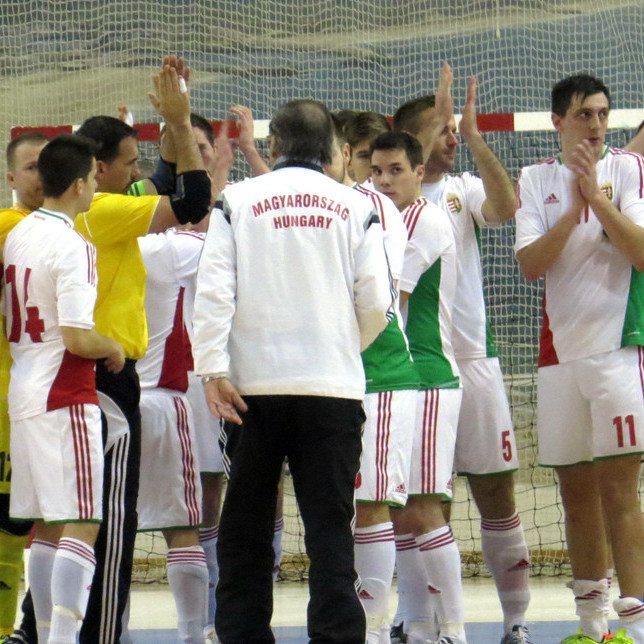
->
<box><xmin>38</xmin><ymin>135</ymin><xmax>98</xmax><ymax>198</ymax></box>
<box><xmin>190</xmin><ymin>113</ymin><xmax>214</xmax><ymax>146</ymax></box>
<box><xmin>343</xmin><ymin>111</ymin><xmax>390</xmax><ymax>148</ymax></box>
<box><xmin>269</xmin><ymin>99</ymin><xmax>334</xmax><ymax>165</ymax></box>
<box><xmin>75</xmin><ymin>116</ymin><xmax>138</xmax><ymax>163</ymax></box>
<box><xmin>551</xmin><ymin>74</ymin><xmax>611</xmax><ymax>117</ymax></box>
<box><xmin>6</xmin><ymin>132</ymin><xmax>49</xmax><ymax>170</ymax></box>
<box><xmin>393</xmin><ymin>96</ymin><xmax>436</xmax><ymax>135</ymax></box>
<box><xmin>370</xmin><ymin>131</ymin><xmax>424</xmax><ymax>168</ymax></box>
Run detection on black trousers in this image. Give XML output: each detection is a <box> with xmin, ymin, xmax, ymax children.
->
<box><xmin>215</xmin><ymin>395</ymin><xmax>366</xmax><ymax>644</ymax></box>
<box><xmin>79</xmin><ymin>359</ymin><xmax>141</xmax><ymax>644</ymax></box>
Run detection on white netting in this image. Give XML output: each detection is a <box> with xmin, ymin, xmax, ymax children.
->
<box><xmin>3</xmin><ymin>0</ymin><xmax>642</xmax><ymax>582</ymax></box>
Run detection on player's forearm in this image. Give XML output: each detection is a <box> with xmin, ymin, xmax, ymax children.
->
<box><xmin>587</xmin><ymin>192</ymin><xmax>644</xmax><ymax>271</ymax></box>
<box><xmin>240</xmin><ymin>145</ymin><xmax>270</xmax><ymax>177</ymax></box>
<box><xmin>61</xmin><ymin>327</ymin><xmax>121</xmax><ymax>360</ymax></box>
<box><xmin>166</xmin><ymin>122</ymin><xmax>204</xmax><ymax>174</ymax></box>
<box><xmin>467</xmin><ymin>132</ymin><xmax>516</xmax><ymax>223</ymax></box>
<box><xmin>516</xmin><ymin>215</ymin><xmax>578</xmax><ymax>280</ymax></box>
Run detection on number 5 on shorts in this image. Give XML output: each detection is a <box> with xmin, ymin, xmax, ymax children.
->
<box><xmin>501</xmin><ymin>430</ymin><xmax>513</xmax><ymax>462</ymax></box>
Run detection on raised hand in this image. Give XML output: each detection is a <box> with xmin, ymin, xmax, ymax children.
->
<box><xmin>568</xmin><ymin>139</ymin><xmax>601</xmax><ymax>203</ymax></box>
<box><xmin>148</xmin><ymin>60</ymin><xmax>190</xmax><ymax>127</ymax></box>
<box><xmin>458</xmin><ymin>75</ymin><xmax>479</xmax><ymax>143</ymax></box>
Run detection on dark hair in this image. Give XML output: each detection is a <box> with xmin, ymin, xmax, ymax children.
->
<box><xmin>38</xmin><ymin>135</ymin><xmax>98</xmax><ymax>198</ymax></box>
<box><xmin>551</xmin><ymin>74</ymin><xmax>611</xmax><ymax>117</ymax></box>
<box><xmin>75</xmin><ymin>116</ymin><xmax>138</xmax><ymax>162</ymax></box>
<box><xmin>269</xmin><ymin>99</ymin><xmax>334</xmax><ymax>164</ymax></box>
<box><xmin>330</xmin><ymin>113</ymin><xmax>346</xmax><ymax>143</ymax></box>
<box><xmin>6</xmin><ymin>132</ymin><xmax>49</xmax><ymax>170</ymax></box>
<box><xmin>343</xmin><ymin>111</ymin><xmax>390</xmax><ymax>148</ymax></box>
<box><xmin>190</xmin><ymin>113</ymin><xmax>214</xmax><ymax>146</ymax></box>
<box><xmin>370</xmin><ymin>131</ymin><xmax>424</xmax><ymax>168</ymax></box>
<box><xmin>393</xmin><ymin>96</ymin><xmax>436</xmax><ymax>135</ymax></box>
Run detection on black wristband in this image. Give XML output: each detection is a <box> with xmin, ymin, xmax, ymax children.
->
<box><xmin>149</xmin><ymin>157</ymin><xmax>177</xmax><ymax>195</ymax></box>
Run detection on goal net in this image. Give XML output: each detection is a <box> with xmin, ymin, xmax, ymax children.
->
<box><xmin>4</xmin><ymin>0</ymin><xmax>643</xmax><ymax>583</ymax></box>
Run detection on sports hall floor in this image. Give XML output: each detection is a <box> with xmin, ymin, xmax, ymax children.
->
<box><xmin>20</xmin><ymin>576</ymin><xmax>622</xmax><ymax>643</ymax></box>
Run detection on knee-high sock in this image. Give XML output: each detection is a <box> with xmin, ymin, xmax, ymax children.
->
<box><xmin>272</xmin><ymin>517</ymin><xmax>284</xmax><ymax>581</ymax></box>
<box><xmin>613</xmin><ymin>596</ymin><xmax>644</xmax><ymax>641</ymax></box>
<box><xmin>417</xmin><ymin>526</ymin><xmax>465</xmax><ymax>639</ymax></box>
<box><xmin>167</xmin><ymin>546</ymin><xmax>209</xmax><ymax>643</ymax></box>
<box><xmin>49</xmin><ymin>538</ymin><xmax>96</xmax><ymax>644</ymax></box>
<box><xmin>569</xmin><ymin>578</ymin><xmax>609</xmax><ymax>641</ymax></box>
<box><xmin>199</xmin><ymin>526</ymin><xmax>219</xmax><ymax>628</ymax></box>
<box><xmin>480</xmin><ymin>514</ymin><xmax>530</xmax><ymax>633</ymax></box>
<box><xmin>28</xmin><ymin>539</ymin><xmax>57</xmax><ymax>643</ymax></box>
<box><xmin>354</xmin><ymin>522</ymin><xmax>395</xmax><ymax>634</ymax></box>
<box><xmin>0</xmin><ymin>531</ymin><xmax>27</xmax><ymax>636</ymax></box>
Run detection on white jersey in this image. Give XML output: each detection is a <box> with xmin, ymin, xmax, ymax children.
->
<box><xmin>356</xmin><ymin>182</ymin><xmax>407</xmax><ymax>280</ymax></box>
<box><xmin>193</xmin><ymin>163</ymin><xmax>393</xmax><ymax>400</ymax></box>
<box><xmin>3</xmin><ymin>209</ymin><xmax>98</xmax><ymax>420</ymax></box>
<box><xmin>515</xmin><ymin>147</ymin><xmax>644</xmax><ymax>365</ymax></box>
<box><xmin>421</xmin><ymin>173</ymin><xmax>496</xmax><ymax>359</ymax></box>
<box><xmin>399</xmin><ymin>197</ymin><xmax>459</xmax><ymax>389</ymax></box>
<box><xmin>136</xmin><ymin>230</ymin><xmax>204</xmax><ymax>392</ymax></box>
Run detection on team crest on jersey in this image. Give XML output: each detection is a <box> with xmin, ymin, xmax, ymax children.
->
<box><xmin>600</xmin><ymin>183</ymin><xmax>613</xmax><ymax>200</ymax></box>
<box><xmin>446</xmin><ymin>194</ymin><xmax>462</xmax><ymax>214</ymax></box>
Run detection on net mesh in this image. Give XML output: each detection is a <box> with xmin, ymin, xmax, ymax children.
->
<box><xmin>3</xmin><ymin>0</ymin><xmax>642</xmax><ymax>582</ymax></box>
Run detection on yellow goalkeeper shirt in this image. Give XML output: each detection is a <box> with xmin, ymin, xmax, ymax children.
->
<box><xmin>0</xmin><ymin>206</ymin><xmax>29</xmax><ymax>493</ymax></box>
<box><xmin>75</xmin><ymin>192</ymin><xmax>160</xmax><ymax>360</ymax></box>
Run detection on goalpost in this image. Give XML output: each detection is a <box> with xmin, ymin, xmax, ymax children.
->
<box><xmin>4</xmin><ymin>0</ymin><xmax>643</xmax><ymax>583</ymax></box>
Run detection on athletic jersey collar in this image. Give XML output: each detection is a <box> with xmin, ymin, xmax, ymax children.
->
<box><xmin>273</xmin><ymin>157</ymin><xmax>324</xmax><ymax>173</ymax></box>
<box><xmin>35</xmin><ymin>208</ymin><xmax>73</xmax><ymax>227</ymax></box>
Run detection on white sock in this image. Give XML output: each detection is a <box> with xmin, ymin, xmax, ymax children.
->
<box><xmin>49</xmin><ymin>538</ymin><xmax>96</xmax><ymax>644</ymax></box>
<box><xmin>613</xmin><ymin>596</ymin><xmax>644</xmax><ymax>640</ymax></box>
<box><xmin>355</xmin><ymin>522</ymin><xmax>395</xmax><ymax>634</ymax></box>
<box><xmin>417</xmin><ymin>526</ymin><xmax>465</xmax><ymax>638</ymax></box>
<box><xmin>569</xmin><ymin>579</ymin><xmax>609</xmax><ymax>641</ymax></box>
<box><xmin>167</xmin><ymin>546</ymin><xmax>209</xmax><ymax>643</ymax></box>
<box><xmin>273</xmin><ymin>517</ymin><xmax>284</xmax><ymax>581</ymax></box>
<box><xmin>28</xmin><ymin>539</ymin><xmax>57</xmax><ymax>643</ymax></box>
<box><xmin>480</xmin><ymin>514</ymin><xmax>530</xmax><ymax>632</ymax></box>
<box><xmin>199</xmin><ymin>526</ymin><xmax>219</xmax><ymax>628</ymax></box>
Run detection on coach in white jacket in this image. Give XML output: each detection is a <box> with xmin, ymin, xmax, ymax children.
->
<box><xmin>192</xmin><ymin>99</ymin><xmax>393</xmax><ymax>644</ymax></box>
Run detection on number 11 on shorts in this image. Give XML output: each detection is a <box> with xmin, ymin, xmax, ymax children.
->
<box><xmin>613</xmin><ymin>414</ymin><xmax>636</xmax><ymax>448</ymax></box>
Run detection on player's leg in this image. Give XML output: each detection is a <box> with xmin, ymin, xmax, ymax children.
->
<box><xmin>273</xmin><ymin>474</ymin><xmax>285</xmax><ymax>581</ymax></box>
<box><xmin>585</xmin><ymin>346</ymin><xmax>644</xmax><ymax>640</ymax></box>
<box><xmin>393</xmin><ymin>388</ymin><xmax>465</xmax><ymax>644</ymax></box>
<box><xmin>356</xmin><ymin>390</ymin><xmax>415</xmax><ymax>642</ymax></box>
<box><xmin>455</xmin><ymin>357</ymin><xmax>530</xmax><ymax>641</ymax></box>
<box><xmin>538</xmin><ymin>360</ymin><xmax>609</xmax><ymax>641</ymax></box>
<box><xmin>215</xmin><ymin>396</ymin><xmax>285</xmax><ymax>643</ymax></box>
<box><xmin>80</xmin><ymin>360</ymin><xmax>141</xmax><ymax>644</ymax></box>
<box><xmin>287</xmin><ymin>396</ymin><xmax>366</xmax><ymax>644</ymax></box>
<box><xmin>138</xmin><ymin>390</ymin><xmax>206</xmax><ymax>643</ymax></box>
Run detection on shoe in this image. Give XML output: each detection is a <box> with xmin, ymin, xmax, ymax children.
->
<box><xmin>501</xmin><ymin>625</ymin><xmax>533</xmax><ymax>643</ymax></box>
<box><xmin>603</xmin><ymin>630</ymin><xmax>634</xmax><ymax>643</ymax></box>
<box><xmin>391</xmin><ymin>622</ymin><xmax>408</xmax><ymax>643</ymax></box>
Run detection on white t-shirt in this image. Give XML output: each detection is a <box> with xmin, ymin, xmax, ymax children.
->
<box><xmin>421</xmin><ymin>172</ymin><xmax>495</xmax><ymax>360</ymax></box>
<box><xmin>137</xmin><ymin>230</ymin><xmax>204</xmax><ymax>391</ymax></box>
<box><xmin>515</xmin><ymin>147</ymin><xmax>644</xmax><ymax>365</ymax></box>
<box><xmin>193</xmin><ymin>164</ymin><xmax>393</xmax><ymax>399</ymax></box>
<box><xmin>4</xmin><ymin>209</ymin><xmax>98</xmax><ymax>420</ymax></box>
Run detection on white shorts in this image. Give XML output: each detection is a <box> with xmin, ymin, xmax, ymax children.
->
<box><xmin>453</xmin><ymin>357</ymin><xmax>519</xmax><ymax>475</ymax></box>
<box><xmin>10</xmin><ymin>404</ymin><xmax>103</xmax><ymax>523</ymax></box>
<box><xmin>538</xmin><ymin>346</ymin><xmax>644</xmax><ymax>466</ymax></box>
<box><xmin>186</xmin><ymin>372</ymin><xmax>224</xmax><ymax>474</ymax></box>
<box><xmin>137</xmin><ymin>389</ymin><xmax>202</xmax><ymax>530</ymax></box>
<box><xmin>409</xmin><ymin>388</ymin><xmax>462</xmax><ymax>499</ymax></box>
<box><xmin>355</xmin><ymin>389</ymin><xmax>416</xmax><ymax>507</ymax></box>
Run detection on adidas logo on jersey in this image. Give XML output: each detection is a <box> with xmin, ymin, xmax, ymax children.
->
<box><xmin>358</xmin><ymin>588</ymin><xmax>374</xmax><ymax>600</ymax></box>
<box><xmin>508</xmin><ymin>558</ymin><xmax>530</xmax><ymax>572</ymax></box>
<box><xmin>395</xmin><ymin>483</ymin><xmax>407</xmax><ymax>494</ymax></box>
<box><xmin>544</xmin><ymin>193</ymin><xmax>559</xmax><ymax>204</ymax></box>
<box><xmin>427</xmin><ymin>584</ymin><xmax>441</xmax><ymax>594</ymax></box>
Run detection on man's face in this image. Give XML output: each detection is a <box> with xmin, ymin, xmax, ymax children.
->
<box><xmin>7</xmin><ymin>141</ymin><xmax>47</xmax><ymax>211</ymax></box>
<box><xmin>194</xmin><ymin>126</ymin><xmax>216</xmax><ymax>173</ymax></box>
<box><xmin>552</xmin><ymin>92</ymin><xmax>609</xmax><ymax>158</ymax></box>
<box><xmin>371</xmin><ymin>148</ymin><xmax>423</xmax><ymax>211</ymax></box>
<box><xmin>347</xmin><ymin>139</ymin><xmax>373</xmax><ymax>184</ymax></box>
<box><xmin>419</xmin><ymin>109</ymin><xmax>458</xmax><ymax>176</ymax></box>
<box><xmin>96</xmin><ymin>135</ymin><xmax>141</xmax><ymax>194</ymax></box>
